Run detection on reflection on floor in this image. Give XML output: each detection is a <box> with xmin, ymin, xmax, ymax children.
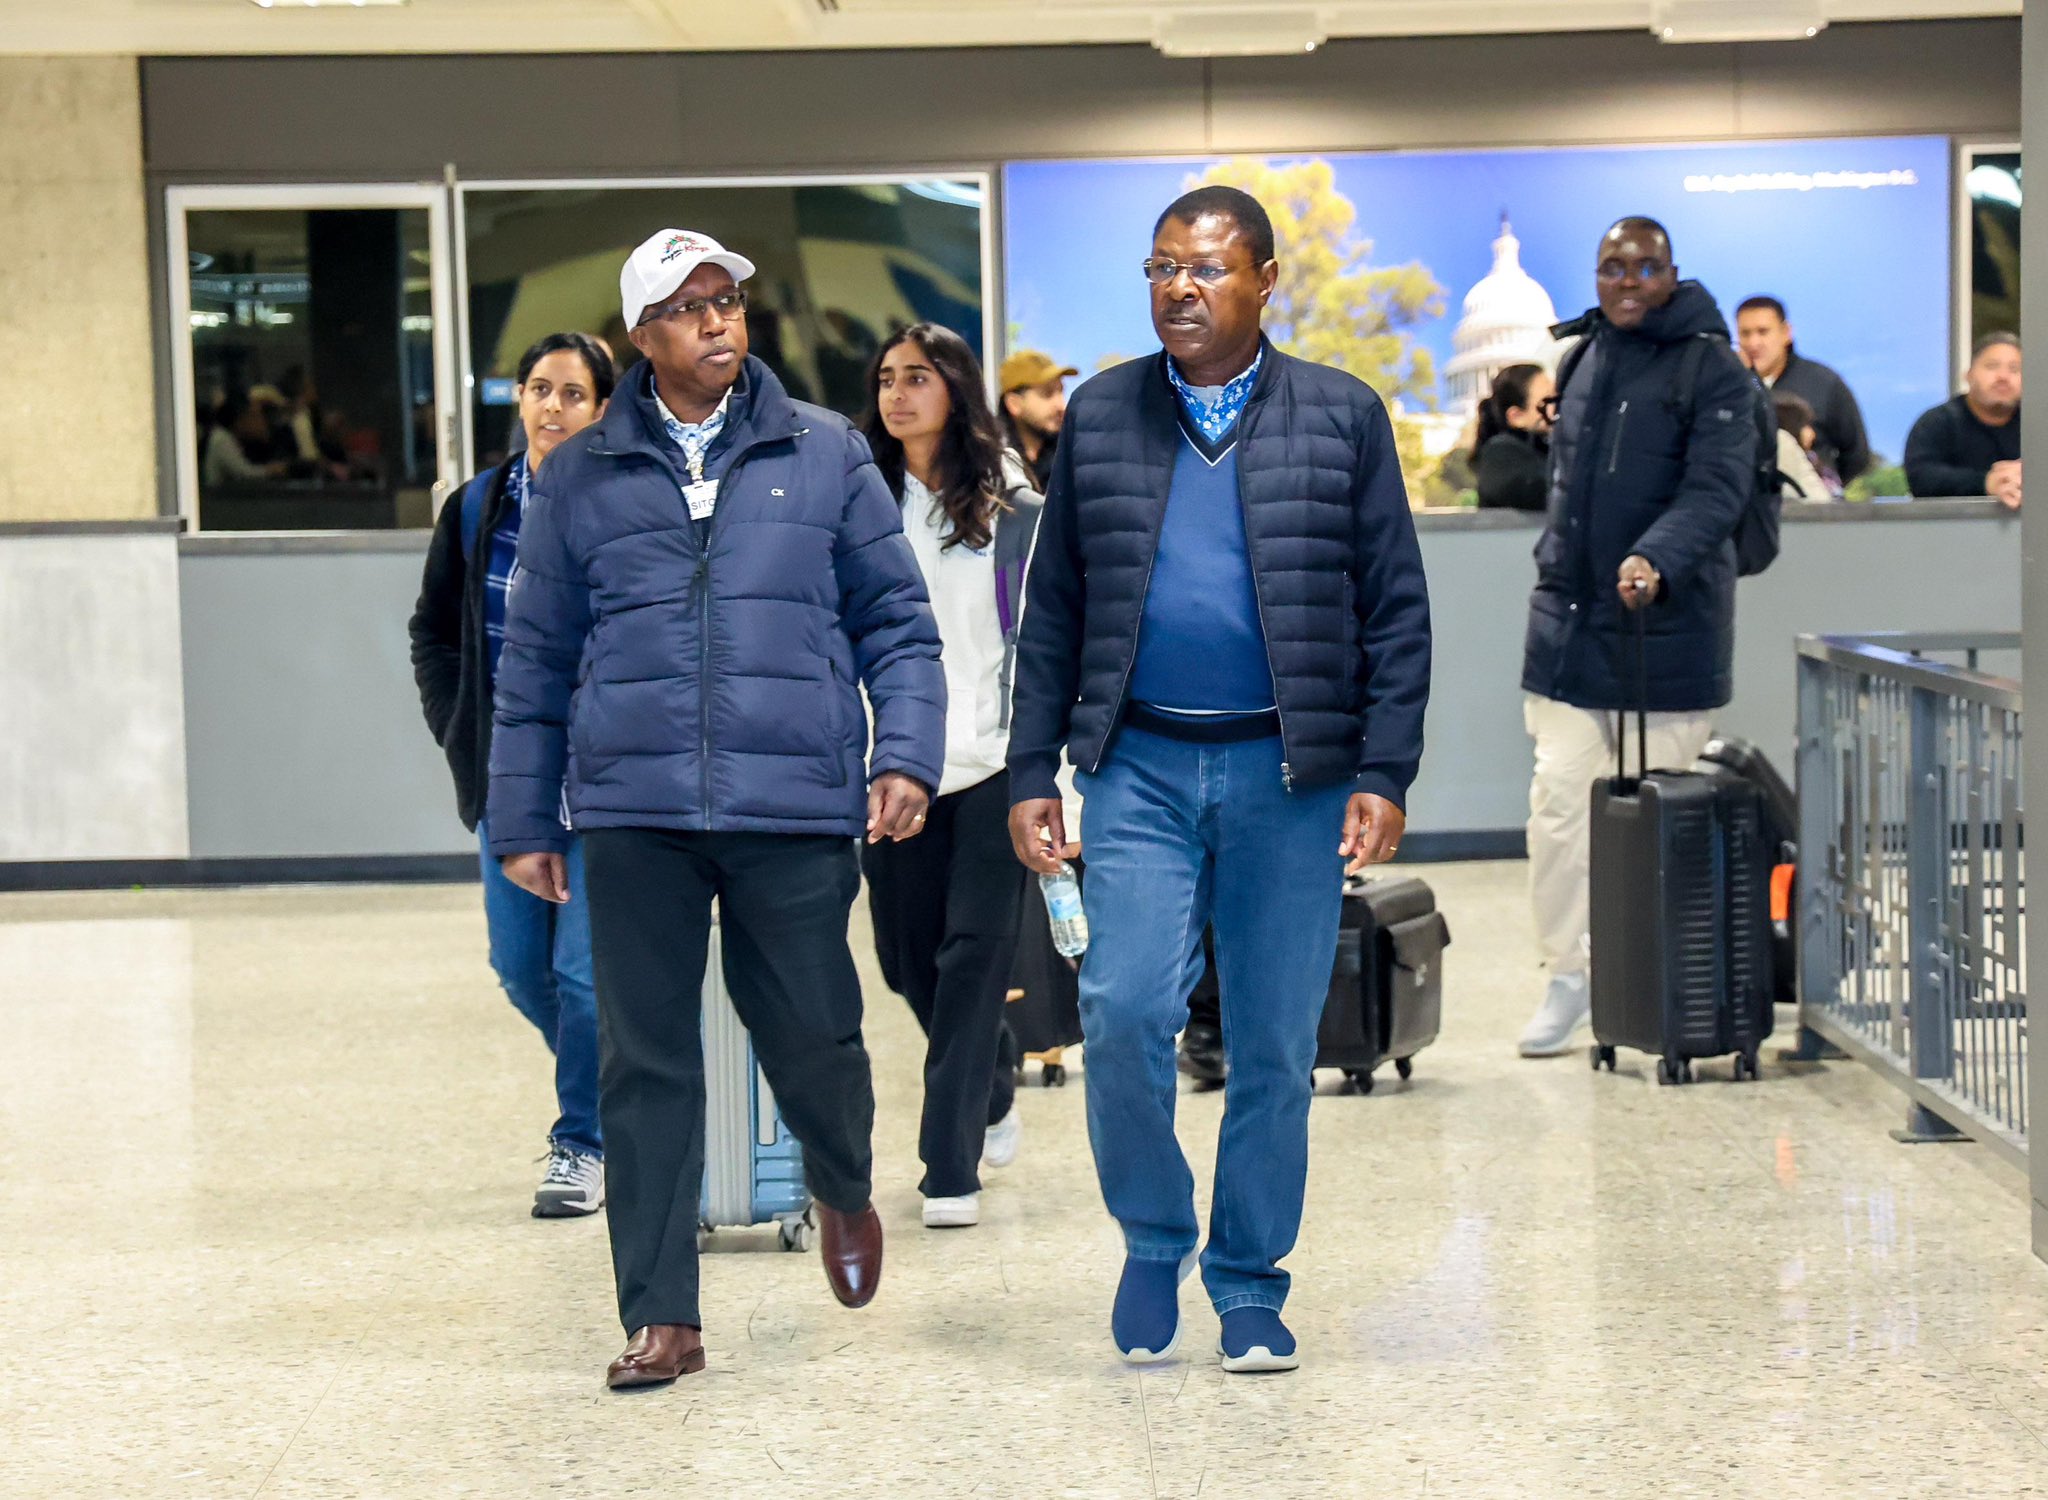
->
<box><xmin>4</xmin><ymin>861</ymin><xmax>2045</xmax><ymax>1498</ymax></box>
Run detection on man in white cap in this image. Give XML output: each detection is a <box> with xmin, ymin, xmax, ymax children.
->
<box><xmin>489</xmin><ymin>229</ymin><xmax>946</xmax><ymax>1389</ymax></box>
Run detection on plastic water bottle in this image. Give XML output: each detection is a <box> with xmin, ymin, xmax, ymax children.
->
<box><xmin>1039</xmin><ymin>862</ymin><xmax>1090</xmax><ymax>959</ymax></box>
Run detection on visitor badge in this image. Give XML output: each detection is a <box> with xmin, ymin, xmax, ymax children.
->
<box><xmin>683</xmin><ymin>479</ymin><xmax>718</xmax><ymax>521</ymax></box>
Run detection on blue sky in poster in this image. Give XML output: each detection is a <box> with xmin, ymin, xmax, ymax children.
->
<box><xmin>1003</xmin><ymin>136</ymin><xmax>1952</xmax><ymax>465</ymax></box>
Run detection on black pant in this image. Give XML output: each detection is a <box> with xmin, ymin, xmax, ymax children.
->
<box><xmin>582</xmin><ymin>828</ymin><xmax>875</xmax><ymax>1333</ymax></box>
<box><xmin>862</xmin><ymin>770</ymin><xmax>1026</xmax><ymax>1198</ymax></box>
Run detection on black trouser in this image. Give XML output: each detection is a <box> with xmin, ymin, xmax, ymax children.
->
<box><xmin>862</xmin><ymin>770</ymin><xmax>1026</xmax><ymax>1198</ymax></box>
<box><xmin>581</xmin><ymin>828</ymin><xmax>875</xmax><ymax>1333</ymax></box>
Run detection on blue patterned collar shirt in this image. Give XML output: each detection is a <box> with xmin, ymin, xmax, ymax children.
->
<box><xmin>655</xmin><ymin>387</ymin><xmax>732</xmax><ymax>480</ymax></box>
<box><xmin>1165</xmin><ymin>345</ymin><xmax>1264</xmax><ymax>444</ymax></box>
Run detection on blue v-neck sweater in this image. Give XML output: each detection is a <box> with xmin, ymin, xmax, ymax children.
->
<box><xmin>1127</xmin><ymin>425</ymin><xmax>1276</xmax><ymax>714</ymax></box>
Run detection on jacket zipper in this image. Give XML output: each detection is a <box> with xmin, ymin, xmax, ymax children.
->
<box><xmin>1232</xmin><ymin>404</ymin><xmax>1293</xmax><ymax>793</ymax></box>
<box><xmin>1096</xmin><ymin>528</ymin><xmax>1164</xmax><ymax>772</ymax></box>
<box><xmin>688</xmin><ymin>425</ymin><xmax>808</xmax><ymax>827</ymax></box>
<box><xmin>1606</xmin><ymin>400</ymin><xmax>1630</xmax><ymax>475</ymax></box>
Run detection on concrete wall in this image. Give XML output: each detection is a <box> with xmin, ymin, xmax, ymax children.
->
<box><xmin>1404</xmin><ymin>504</ymin><xmax>2022</xmax><ymax>838</ymax></box>
<box><xmin>0</xmin><ymin>523</ymin><xmax>188</xmax><ymax>860</ymax></box>
<box><xmin>2016</xmin><ymin>0</ymin><xmax>2046</xmax><ymax>1260</ymax></box>
<box><xmin>137</xmin><ymin>504</ymin><xmax>2018</xmax><ymax>867</ymax></box>
<box><xmin>0</xmin><ymin>57</ymin><xmax>156</xmax><ymax>523</ymax></box>
<box><xmin>177</xmin><ymin>535</ymin><xmax>466</xmax><ymax>861</ymax></box>
<box><xmin>140</xmin><ymin>21</ymin><xmax>2020</xmax><ymax>178</ymax></box>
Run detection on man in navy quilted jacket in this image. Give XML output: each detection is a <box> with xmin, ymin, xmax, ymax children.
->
<box><xmin>1007</xmin><ymin>187</ymin><xmax>1432</xmax><ymax>1373</ymax></box>
<box><xmin>490</xmin><ymin>228</ymin><xmax>945</xmax><ymax>1390</ymax></box>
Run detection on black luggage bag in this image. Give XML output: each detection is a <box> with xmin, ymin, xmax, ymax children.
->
<box><xmin>1695</xmin><ymin>735</ymin><xmax>1798</xmax><ymax>1003</ymax></box>
<box><xmin>1590</xmin><ymin>625</ymin><xmax>1774</xmax><ymax>1084</ymax></box>
<box><xmin>1186</xmin><ymin>875</ymin><xmax>1449</xmax><ymax>1093</ymax></box>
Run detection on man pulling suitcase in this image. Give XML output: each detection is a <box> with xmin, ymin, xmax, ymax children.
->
<box><xmin>1516</xmin><ymin>215</ymin><xmax>1767</xmax><ymax>1059</ymax></box>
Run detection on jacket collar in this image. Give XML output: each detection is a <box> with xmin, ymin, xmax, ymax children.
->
<box><xmin>588</xmin><ymin>356</ymin><xmax>803</xmax><ymax>460</ymax></box>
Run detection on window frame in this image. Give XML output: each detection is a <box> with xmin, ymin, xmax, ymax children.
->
<box><xmin>164</xmin><ymin>182</ymin><xmax>461</xmax><ymax>532</ymax></box>
<box><xmin>452</xmin><ymin>171</ymin><xmax>998</xmax><ymax>478</ymax></box>
<box><xmin>1955</xmin><ymin>139</ymin><xmax>2021</xmax><ymax>383</ymax></box>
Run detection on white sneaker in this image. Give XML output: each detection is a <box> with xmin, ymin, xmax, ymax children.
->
<box><xmin>923</xmin><ymin>1194</ymin><xmax>980</xmax><ymax>1228</ymax></box>
<box><xmin>983</xmin><ymin>1106</ymin><xmax>1022</xmax><ymax>1169</ymax></box>
<box><xmin>533</xmin><ymin>1144</ymin><xmax>604</xmax><ymax>1218</ymax></box>
<box><xmin>1518</xmin><ymin>973</ymin><xmax>1591</xmax><ymax>1057</ymax></box>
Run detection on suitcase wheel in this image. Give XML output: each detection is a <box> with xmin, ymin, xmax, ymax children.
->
<box><xmin>1656</xmin><ymin>1056</ymin><xmax>1693</xmax><ymax>1086</ymax></box>
<box><xmin>1590</xmin><ymin>1045</ymin><xmax>1618</xmax><ymax>1072</ymax></box>
<box><xmin>1732</xmin><ymin>1050</ymin><xmax>1762</xmax><ymax>1083</ymax></box>
<box><xmin>1394</xmin><ymin>1057</ymin><xmax>1413</xmax><ymax>1082</ymax></box>
<box><xmin>1041</xmin><ymin>1063</ymin><xmax>1067</xmax><ymax>1088</ymax></box>
<box><xmin>1344</xmin><ymin>1070</ymin><xmax>1375</xmax><ymax>1095</ymax></box>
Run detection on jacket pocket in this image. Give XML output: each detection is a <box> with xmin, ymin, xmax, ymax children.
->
<box><xmin>1606</xmin><ymin>401</ymin><xmax>1630</xmax><ymax>475</ymax></box>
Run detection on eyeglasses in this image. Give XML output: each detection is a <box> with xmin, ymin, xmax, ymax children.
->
<box><xmin>1537</xmin><ymin>395</ymin><xmax>1562</xmax><ymax>421</ymax></box>
<box><xmin>640</xmin><ymin>288</ymin><xmax>749</xmax><ymax>326</ymax></box>
<box><xmin>1595</xmin><ymin>259</ymin><xmax>1671</xmax><ymax>285</ymax></box>
<box><xmin>1141</xmin><ymin>258</ymin><xmax>1234</xmax><ymax>287</ymax></box>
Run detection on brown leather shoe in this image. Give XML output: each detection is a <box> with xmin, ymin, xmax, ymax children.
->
<box><xmin>816</xmin><ymin>1202</ymin><xmax>884</xmax><ymax>1308</ymax></box>
<box><xmin>606</xmin><ymin>1324</ymin><xmax>706</xmax><ymax>1390</ymax></box>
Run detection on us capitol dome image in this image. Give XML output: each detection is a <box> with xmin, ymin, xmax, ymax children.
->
<box><xmin>1398</xmin><ymin>213</ymin><xmax>1568</xmax><ymax>471</ymax></box>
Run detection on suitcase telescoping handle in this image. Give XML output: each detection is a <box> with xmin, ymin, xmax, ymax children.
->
<box><xmin>1616</xmin><ymin>592</ymin><xmax>1651</xmax><ymax>783</ymax></box>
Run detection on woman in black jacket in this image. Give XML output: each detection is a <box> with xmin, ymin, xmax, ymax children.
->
<box><xmin>1472</xmin><ymin>363</ymin><xmax>1554</xmax><ymax>511</ymax></box>
<box><xmin>408</xmin><ymin>331</ymin><xmax>615</xmax><ymax>1218</ymax></box>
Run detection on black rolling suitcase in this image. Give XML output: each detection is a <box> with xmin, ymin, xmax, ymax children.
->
<box><xmin>1695</xmin><ymin>735</ymin><xmax>1799</xmax><ymax>1003</ymax></box>
<box><xmin>1590</xmin><ymin>626</ymin><xmax>1774</xmax><ymax>1085</ymax></box>
<box><xmin>1186</xmin><ymin>876</ymin><xmax>1449</xmax><ymax>1094</ymax></box>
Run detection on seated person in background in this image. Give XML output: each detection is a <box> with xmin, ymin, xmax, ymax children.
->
<box><xmin>1736</xmin><ymin>296</ymin><xmax>1871</xmax><ymax>483</ymax></box>
<box><xmin>1472</xmin><ymin>362</ymin><xmax>1554</xmax><ymax>511</ymax></box>
<box><xmin>1905</xmin><ymin>332</ymin><xmax>2021</xmax><ymax>507</ymax></box>
<box><xmin>200</xmin><ymin>392</ymin><xmax>286</xmax><ymax>486</ymax></box>
<box><xmin>1771</xmin><ymin>392</ymin><xmax>1838</xmax><ymax>502</ymax></box>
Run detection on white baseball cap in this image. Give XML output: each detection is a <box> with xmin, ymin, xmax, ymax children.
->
<box><xmin>620</xmin><ymin>228</ymin><xmax>757</xmax><ymax>329</ymax></box>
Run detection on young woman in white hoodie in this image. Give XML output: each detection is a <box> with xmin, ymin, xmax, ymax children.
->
<box><xmin>861</xmin><ymin>323</ymin><xmax>1043</xmax><ymax>1228</ymax></box>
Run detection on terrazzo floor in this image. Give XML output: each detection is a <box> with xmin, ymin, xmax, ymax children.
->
<box><xmin>3</xmin><ymin>860</ymin><xmax>2045</xmax><ymax>1498</ymax></box>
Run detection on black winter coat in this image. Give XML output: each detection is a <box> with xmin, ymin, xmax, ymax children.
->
<box><xmin>409</xmin><ymin>461</ymin><xmax>513</xmax><ymax>832</ymax></box>
<box><xmin>1008</xmin><ymin>341</ymin><xmax>1432</xmax><ymax>809</ymax></box>
<box><xmin>1475</xmin><ymin>430</ymin><xmax>1549</xmax><ymax>511</ymax></box>
<box><xmin>1522</xmin><ymin>283</ymin><xmax>1754</xmax><ymax>714</ymax></box>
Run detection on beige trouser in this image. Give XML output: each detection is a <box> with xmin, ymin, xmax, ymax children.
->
<box><xmin>1524</xmin><ymin>693</ymin><xmax>1715</xmax><ymax>979</ymax></box>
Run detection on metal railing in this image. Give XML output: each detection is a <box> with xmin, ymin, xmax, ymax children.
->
<box><xmin>1795</xmin><ymin>632</ymin><xmax>2028</xmax><ymax>1170</ymax></box>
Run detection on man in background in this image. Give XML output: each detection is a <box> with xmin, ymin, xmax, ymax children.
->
<box><xmin>1518</xmin><ymin>218</ymin><xmax>1755</xmax><ymax>1059</ymax></box>
<box><xmin>999</xmin><ymin>349</ymin><xmax>1077</xmax><ymax>493</ymax></box>
<box><xmin>1735</xmin><ymin>296</ymin><xmax>1870</xmax><ymax>484</ymax></box>
<box><xmin>1905</xmin><ymin>332</ymin><xmax>2022</xmax><ymax>507</ymax></box>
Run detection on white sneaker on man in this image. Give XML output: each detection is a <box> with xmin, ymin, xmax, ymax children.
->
<box><xmin>923</xmin><ymin>1194</ymin><xmax>981</xmax><ymax>1228</ymax></box>
<box><xmin>1517</xmin><ymin>972</ymin><xmax>1591</xmax><ymax>1057</ymax></box>
<box><xmin>532</xmin><ymin>1143</ymin><xmax>605</xmax><ymax>1218</ymax></box>
<box><xmin>983</xmin><ymin>1106</ymin><xmax>1022</xmax><ymax>1169</ymax></box>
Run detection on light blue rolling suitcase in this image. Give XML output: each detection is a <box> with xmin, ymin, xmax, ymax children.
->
<box><xmin>699</xmin><ymin>923</ymin><xmax>814</xmax><ymax>1251</ymax></box>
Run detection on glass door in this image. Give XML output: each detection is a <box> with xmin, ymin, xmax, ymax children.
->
<box><xmin>167</xmin><ymin>184</ymin><xmax>459</xmax><ymax>531</ymax></box>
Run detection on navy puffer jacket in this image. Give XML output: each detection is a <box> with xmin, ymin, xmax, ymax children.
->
<box><xmin>1522</xmin><ymin>282</ymin><xmax>1754</xmax><ymax>713</ymax></box>
<box><xmin>487</xmin><ymin>358</ymin><xmax>945</xmax><ymax>855</ymax></box>
<box><xmin>1008</xmin><ymin>341</ymin><xmax>1432</xmax><ymax>809</ymax></box>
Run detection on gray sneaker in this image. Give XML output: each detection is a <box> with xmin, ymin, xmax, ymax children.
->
<box><xmin>533</xmin><ymin>1144</ymin><xmax>604</xmax><ymax>1218</ymax></box>
<box><xmin>1518</xmin><ymin>973</ymin><xmax>1591</xmax><ymax>1057</ymax></box>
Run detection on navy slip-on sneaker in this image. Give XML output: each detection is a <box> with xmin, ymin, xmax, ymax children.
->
<box><xmin>1218</xmin><ymin>1307</ymin><xmax>1299</xmax><ymax>1373</ymax></box>
<box><xmin>1112</xmin><ymin>1251</ymin><xmax>1198</xmax><ymax>1364</ymax></box>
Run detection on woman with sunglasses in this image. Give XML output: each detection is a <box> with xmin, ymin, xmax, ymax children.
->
<box><xmin>1473</xmin><ymin>363</ymin><xmax>1555</xmax><ymax>512</ymax></box>
<box><xmin>860</xmin><ymin>323</ymin><xmax>1042</xmax><ymax>1229</ymax></box>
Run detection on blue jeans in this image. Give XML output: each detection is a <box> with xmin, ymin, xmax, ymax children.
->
<box><xmin>478</xmin><ymin>818</ymin><xmax>602</xmax><ymax>1157</ymax></box>
<box><xmin>1075</xmin><ymin>727</ymin><xmax>1349</xmax><ymax>1314</ymax></box>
